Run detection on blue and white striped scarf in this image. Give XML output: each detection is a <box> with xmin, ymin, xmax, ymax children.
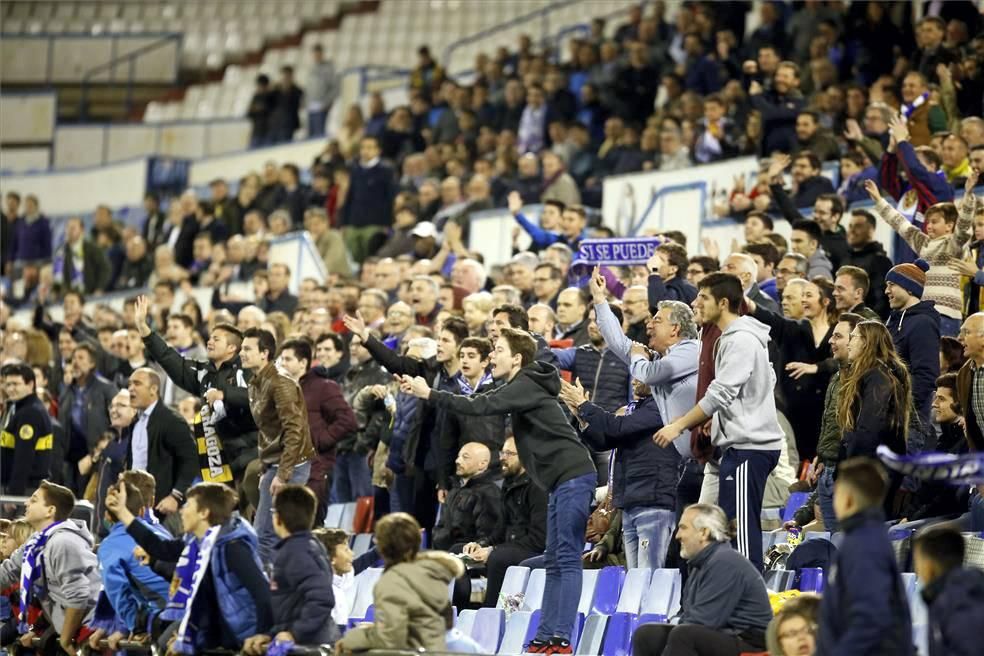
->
<box><xmin>19</xmin><ymin>521</ymin><xmax>64</xmax><ymax>631</ymax></box>
<box><xmin>161</xmin><ymin>525</ymin><xmax>220</xmax><ymax>654</ymax></box>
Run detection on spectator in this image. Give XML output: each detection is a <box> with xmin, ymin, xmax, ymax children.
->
<box><xmin>766</xmin><ymin>594</ymin><xmax>821</xmax><ymax>656</ymax></box>
<box><xmin>832</xmin><ymin>266</ymin><xmax>881</xmax><ymax>321</ymax></box>
<box><xmin>816</xmin><ymin>457</ymin><xmax>913</xmax><ymax>655</ymax></box>
<box><xmin>614</xmin><ymin>41</ymin><xmax>660</xmax><ymax>126</ymax></box>
<box><xmin>746</xmin><ymin>278</ymin><xmax>836</xmax><ymax>462</ymax></box>
<box><xmin>942</xmin><ymin>134</ymin><xmax>971</xmax><ymax>186</ymax></box>
<box><xmin>243</xmin><ymin>485</ymin><xmax>336</xmax><ymax>654</ymax></box>
<box><xmin>279</xmin><ymin>338</ymin><xmax>357</xmax><ymax>524</ymax></box>
<box><xmin>955</xmin><ymin>312</ymin><xmax>984</xmax><ymax>451</ymax></box>
<box><xmin>721</xmin><ymin>252</ymin><xmax>781</xmax><ymax>315</ymax></box>
<box><xmin>241</xmin><ymin>327</ymin><xmax>315</xmax><ymax>563</ymax></box>
<box><xmin>278</xmin><ymin>164</ymin><xmax>312</xmax><ymax>228</ymax></box>
<box><xmin>693</xmin><ymin>94</ymin><xmax>739</xmax><ymax>163</ymax></box>
<box><xmin>160</xmin><ymin>314</ymin><xmax>206</xmax><ymax>407</ymax></box>
<box><xmin>126</xmin><ymin>367</ymin><xmax>198</xmax><ymax>519</ymax></box>
<box><xmin>839</xmin><ymin>149</ymin><xmax>879</xmax><ymax>205</ymax></box>
<box><xmin>306</xmin><ymin>45</ymin><xmax>337</xmax><ymax>138</ymax></box>
<box><xmin>117</xmin><ymin>236</ymin><xmax>153</xmax><ymax>291</ymax></box>
<box><xmin>912</xmin><ymin>525</ymin><xmax>984</xmax><ymax>656</ymax></box>
<box><xmin>1</xmin><ymin>191</ymin><xmax>21</xmax><ymax>275</ymax></box>
<box><xmin>866</xmin><ymin>174</ymin><xmax>976</xmax><ymax>336</ymax></box>
<box><xmin>12</xmin><ymin>194</ymin><xmax>52</xmax><ymax>285</ymax></box>
<box><xmin>259</xmin><ymin>263</ymin><xmax>299</xmax><ymax>316</ymax></box>
<box><xmin>0</xmin><ymin>363</ymin><xmax>53</xmax><ymax>495</ymax></box>
<box><xmin>461</xmin><ymin>435</ymin><xmax>547</xmax><ymax>607</ymax></box>
<box><xmin>657</xmin><ymin>125</ymin><xmax>691</xmax><ymax>171</ymax></box>
<box><xmin>517</xmin><ymin>84</ymin><xmax>549</xmax><ymax>154</ymax></box>
<box><xmin>0</xmin><ymin>481</ymin><xmax>101</xmax><ymax>653</ymax></box>
<box><xmin>743</xmin><ymin>242</ymin><xmax>781</xmax><ymax>302</ymax></box>
<box><xmin>335</xmin><ymin>513</ymin><xmax>463</xmax><ymax>652</ymax></box>
<box><xmin>682</xmin><ymin>33</ymin><xmax>725</xmax><ymax>96</ymax></box>
<box><xmin>654</xmin><ymin>273</ymin><xmax>784</xmax><ymax>571</ymax></box>
<box><xmin>749</xmin><ymin>61</ymin><xmax>805</xmax><ymax>155</ymax></box>
<box><xmin>541</xmin><ymin>151</ymin><xmax>581</xmax><ymax>207</ymax></box>
<box><xmin>647</xmin><ymin>243</ymin><xmax>698</xmax><ymax>308</ymax></box>
<box><xmin>402</xmin><ymin>328</ymin><xmax>595</xmax><ymax>654</ymax></box>
<box><xmin>248</xmin><ymin>74</ymin><xmax>275</xmax><ymax>147</ymax></box>
<box><xmin>53</xmin><ymin>217</ymin><xmax>111</xmax><ymax>295</ymax></box>
<box><xmin>790</xmin><ymin>219</ymin><xmax>834</xmax><ymax>280</ymax></box>
<box><xmin>270</xmin><ymin>66</ymin><xmax>303</xmax><ymax>144</ymax></box>
<box><xmin>552</xmin><ymin>304</ymin><xmax>631</xmax><ymax>415</ymax></box>
<box><xmin>340</xmin><ymin>137</ymin><xmax>397</xmax><ymax>263</ymax></box>
<box><xmin>432</xmin><ymin>442</ymin><xmax>501</xmax><ymax>551</ymax></box>
<box><xmin>108</xmin><ymin>482</ymin><xmax>272</xmax><ymax>653</ymax></box>
<box><xmin>632</xmin><ymin>504</ymin><xmax>772</xmax><ymax>656</ymax></box>
<box><xmin>843</xmin><ymin>209</ymin><xmax>893</xmax><ymax>317</ymax></box>
<box><xmin>554</xmin><ymin>287</ymin><xmax>591</xmax><ymax>346</ymax></box>
<box><xmin>794</xmin><ymin>110</ymin><xmax>841</xmax><ymax>162</ymax></box>
<box><xmin>58</xmin><ymin>342</ymin><xmax>117</xmax><ymax>493</ymax></box>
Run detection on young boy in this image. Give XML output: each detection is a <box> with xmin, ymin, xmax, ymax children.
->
<box><xmin>865</xmin><ymin>172</ymin><xmax>978</xmax><ymax>336</ymax></box>
<box><xmin>0</xmin><ymin>481</ymin><xmax>101</xmax><ymax>655</ymax></box>
<box><xmin>912</xmin><ymin>525</ymin><xmax>984</xmax><ymax>656</ymax></box>
<box><xmin>815</xmin><ymin>458</ymin><xmax>913</xmax><ymax>656</ymax></box>
<box><xmin>105</xmin><ymin>482</ymin><xmax>272</xmax><ymax>654</ymax></box>
<box><xmin>242</xmin><ymin>485</ymin><xmax>335</xmax><ymax>655</ymax></box>
<box><xmin>88</xmin><ymin>482</ymin><xmax>171</xmax><ymax>651</ymax></box>
<box><xmin>313</xmin><ymin>528</ymin><xmax>382</xmax><ymax>632</ymax></box>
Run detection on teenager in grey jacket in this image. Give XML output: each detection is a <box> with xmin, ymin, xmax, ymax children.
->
<box><xmin>654</xmin><ymin>273</ymin><xmax>783</xmax><ymax>571</ymax></box>
<box><xmin>0</xmin><ymin>482</ymin><xmax>101</xmax><ymax>651</ymax></box>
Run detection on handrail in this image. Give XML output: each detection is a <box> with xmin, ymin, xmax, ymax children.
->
<box><xmin>79</xmin><ymin>32</ymin><xmax>182</xmax><ymax>121</ymax></box>
<box><xmin>442</xmin><ymin>0</ymin><xmax>579</xmax><ymax>69</ymax></box>
<box><xmin>339</xmin><ymin>64</ymin><xmax>412</xmax><ymax>96</ymax></box>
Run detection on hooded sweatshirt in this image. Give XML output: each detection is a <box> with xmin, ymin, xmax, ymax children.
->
<box><xmin>341</xmin><ymin>552</ymin><xmax>465</xmax><ymax>651</ymax></box>
<box><xmin>0</xmin><ymin>521</ymin><xmax>101</xmax><ymax>633</ymax></box>
<box><xmin>886</xmin><ymin>300</ymin><xmax>941</xmax><ymax>423</ymax></box>
<box><xmin>697</xmin><ymin>316</ymin><xmax>784</xmax><ymax>452</ymax></box>
<box><xmin>428</xmin><ymin>361</ymin><xmax>596</xmax><ymax>492</ymax></box>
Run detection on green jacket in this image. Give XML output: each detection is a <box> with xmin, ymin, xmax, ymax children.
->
<box><xmin>816</xmin><ymin>370</ymin><xmax>843</xmax><ymax>464</ymax></box>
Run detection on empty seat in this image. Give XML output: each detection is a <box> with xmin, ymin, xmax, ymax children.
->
<box><xmin>348</xmin><ymin>568</ymin><xmax>383</xmax><ymax>624</ymax></box>
<box><xmin>600</xmin><ymin>612</ymin><xmax>635</xmax><ymax>656</ymax></box>
<box><xmin>591</xmin><ymin>566</ymin><xmax>626</xmax><ymax>616</ymax></box>
<box><xmin>796</xmin><ymin>568</ymin><xmax>824</xmax><ymax>593</ymax></box>
<box><xmin>765</xmin><ymin>569</ymin><xmax>795</xmax><ymax>592</ymax></box>
<box><xmin>578</xmin><ymin>569</ymin><xmax>601</xmax><ymax>616</ymax></box>
<box><xmin>523</xmin><ymin>568</ymin><xmax>546</xmax><ymax>611</ymax></box>
<box><xmin>324</xmin><ymin>503</ymin><xmax>344</xmax><ymax>528</ymax></box>
<box><xmin>351</xmin><ymin>533</ymin><xmax>373</xmax><ymax>558</ymax></box>
<box><xmin>640</xmin><ymin>569</ymin><xmax>681</xmax><ymax>622</ymax></box>
<box><xmin>456</xmin><ymin>609</ymin><xmax>477</xmax><ymax>636</ymax></box>
<box><xmin>470</xmin><ymin>608</ymin><xmax>505</xmax><ymax>653</ymax></box>
<box><xmin>496</xmin><ymin>566</ymin><xmax>531</xmax><ymax>608</ymax></box>
<box><xmin>498</xmin><ymin>610</ymin><xmax>534</xmax><ymax>655</ymax></box>
<box><xmin>615</xmin><ymin>568</ymin><xmax>652</xmax><ymax>615</ymax></box>
<box><xmin>574</xmin><ymin>614</ymin><xmax>608</xmax><ymax>656</ymax></box>
<box><xmin>339</xmin><ymin>502</ymin><xmax>357</xmax><ymax>531</ymax></box>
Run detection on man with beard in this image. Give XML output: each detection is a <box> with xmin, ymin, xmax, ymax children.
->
<box><xmin>431</xmin><ymin>442</ymin><xmax>501</xmax><ymax>551</ymax></box>
<box><xmin>620</xmin><ymin>285</ymin><xmax>650</xmax><ymax>344</ymax></box>
<box><xmin>461</xmin><ymin>436</ymin><xmax>547</xmax><ymax>607</ymax></box>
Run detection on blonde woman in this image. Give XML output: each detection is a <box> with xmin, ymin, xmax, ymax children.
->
<box><xmin>462</xmin><ymin>291</ymin><xmax>494</xmax><ymax>337</ymax></box>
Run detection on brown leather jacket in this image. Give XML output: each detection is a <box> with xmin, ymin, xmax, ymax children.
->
<box><xmin>248</xmin><ymin>362</ymin><xmax>315</xmax><ymax>480</ymax></box>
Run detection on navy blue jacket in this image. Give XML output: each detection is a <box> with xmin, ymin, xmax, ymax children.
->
<box><xmin>647</xmin><ymin>273</ymin><xmax>697</xmax><ymax>314</ymax></box>
<box><xmin>750</xmin><ymin>90</ymin><xmax>805</xmax><ymax>155</ymax></box>
<box><xmin>270</xmin><ymin>531</ymin><xmax>337</xmax><ymax>646</ymax></box>
<box><xmin>554</xmin><ymin>346</ymin><xmax>631</xmax><ymax>413</ymax></box>
<box><xmin>816</xmin><ymin>509</ymin><xmax>913</xmax><ymax>656</ymax></box>
<box><xmin>339</xmin><ymin>162</ymin><xmax>397</xmax><ymax>228</ymax></box>
<box><xmin>922</xmin><ymin>566</ymin><xmax>984</xmax><ymax>656</ymax></box>
<box><xmin>886</xmin><ymin>300</ymin><xmax>941</xmax><ymax>423</ymax></box>
<box><xmin>577</xmin><ymin>396</ymin><xmax>679</xmax><ymax>511</ymax></box>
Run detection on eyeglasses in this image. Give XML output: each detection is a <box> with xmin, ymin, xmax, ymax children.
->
<box><xmin>499</xmin><ymin>450</ymin><xmax>518</xmax><ymax>458</ymax></box>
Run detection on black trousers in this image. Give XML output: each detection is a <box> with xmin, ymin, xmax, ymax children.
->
<box><xmin>631</xmin><ymin>623</ymin><xmax>763</xmax><ymax>656</ymax></box>
<box><xmin>665</xmin><ymin>458</ymin><xmax>704</xmax><ymax>571</ymax></box>
<box><xmin>413</xmin><ymin>468</ymin><xmax>440</xmax><ymax>537</ymax></box>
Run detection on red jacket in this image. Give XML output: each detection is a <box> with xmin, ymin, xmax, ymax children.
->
<box><xmin>300</xmin><ymin>368</ymin><xmax>358</xmax><ymax>482</ymax></box>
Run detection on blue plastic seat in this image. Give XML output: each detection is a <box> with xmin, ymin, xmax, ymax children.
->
<box><xmin>796</xmin><ymin>567</ymin><xmax>824</xmax><ymax>592</ymax></box>
<box><xmin>498</xmin><ymin>610</ymin><xmax>534</xmax><ymax>654</ymax></box>
<box><xmin>496</xmin><ymin>566</ymin><xmax>531</xmax><ymax>608</ymax></box>
<box><xmin>805</xmin><ymin>531</ymin><xmax>831</xmax><ymax>542</ymax></box>
<box><xmin>523</xmin><ymin>569</ymin><xmax>546</xmax><ymax>611</ymax></box>
<box><xmin>765</xmin><ymin>569</ymin><xmax>794</xmax><ymax>592</ymax></box>
<box><xmin>457</xmin><ymin>609</ymin><xmax>477</xmax><ymax>636</ymax></box>
<box><xmin>339</xmin><ymin>502</ymin><xmax>357</xmax><ymax>532</ymax></box>
<box><xmin>783</xmin><ymin>492</ymin><xmax>810</xmax><ymax>522</ymax></box>
<box><xmin>574</xmin><ymin>614</ymin><xmax>608</xmax><ymax>655</ymax></box>
<box><xmin>351</xmin><ymin>533</ymin><xmax>373</xmax><ymax>558</ymax></box>
<box><xmin>600</xmin><ymin>611</ymin><xmax>635</xmax><ymax>656</ymax></box>
<box><xmin>615</xmin><ymin>568</ymin><xmax>652</xmax><ymax>615</ymax></box>
<box><xmin>347</xmin><ymin>567</ymin><xmax>383</xmax><ymax>625</ymax></box>
<box><xmin>524</xmin><ymin>609</ymin><xmax>542</xmax><ymax>645</ymax></box>
<box><xmin>324</xmin><ymin>503</ymin><xmax>344</xmax><ymax>528</ymax></box>
<box><xmin>591</xmin><ymin>566</ymin><xmax>626</xmax><ymax>616</ymax></box>
<box><xmin>470</xmin><ymin>608</ymin><xmax>505</xmax><ymax>653</ymax></box>
<box><xmin>640</xmin><ymin>569</ymin><xmax>681</xmax><ymax>622</ymax></box>
<box><xmin>577</xmin><ymin>569</ymin><xmax>601</xmax><ymax>616</ymax></box>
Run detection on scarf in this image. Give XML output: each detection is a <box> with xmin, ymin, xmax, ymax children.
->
<box><xmin>19</xmin><ymin>521</ymin><xmax>63</xmax><ymax>631</ymax></box>
<box><xmin>901</xmin><ymin>92</ymin><xmax>928</xmax><ymax>121</ymax></box>
<box><xmin>161</xmin><ymin>525</ymin><xmax>220</xmax><ymax>654</ymax></box>
<box><xmin>52</xmin><ymin>243</ymin><xmax>84</xmax><ymax>292</ymax></box>
<box><xmin>877</xmin><ymin>445</ymin><xmax>984</xmax><ymax>484</ymax></box>
<box><xmin>457</xmin><ymin>371</ymin><xmax>493</xmax><ymax>396</ymax></box>
<box><xmin>193</xmin><ymin>403</ymin><xmax>233</xmax><ymax>484</ymax></box>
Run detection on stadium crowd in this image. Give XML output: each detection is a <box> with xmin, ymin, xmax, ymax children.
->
<box><xmin>2</xmin><ymin>1</ymin><xmax>984</xmax><ymax>655</ymax></box>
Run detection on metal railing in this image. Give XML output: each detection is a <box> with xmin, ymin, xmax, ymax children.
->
<box><xmin>79</xmin><ymin>32</ymin><xmax>183</xmax><ymax>121</ymax></box>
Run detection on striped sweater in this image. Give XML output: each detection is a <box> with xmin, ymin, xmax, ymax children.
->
<box><xmin>876</xmin><ymin>193</ymin><xmax>977</xmax><ymax>320</ymax></box>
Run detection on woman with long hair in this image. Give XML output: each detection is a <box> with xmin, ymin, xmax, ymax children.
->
<box><xmin>837</xmin><ymin>320</ymin><xmax>913</xmax><ymax>460</ymax></box>
<box><xmin>747</xmin><ymin>276</ymin><xmax>838</xmax><ymax>462</ymax></box>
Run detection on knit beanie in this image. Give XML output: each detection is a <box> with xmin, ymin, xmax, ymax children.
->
<box><xmin>885</xmin><ymin>258</ymin><xmax>930</xmax><ymax>298</ymax></box>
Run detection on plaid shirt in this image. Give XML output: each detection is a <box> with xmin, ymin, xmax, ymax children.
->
<box><xmin>973</xmin><ymin>361</ymin><xmax>984</xmax><ymax>433</ymax></box>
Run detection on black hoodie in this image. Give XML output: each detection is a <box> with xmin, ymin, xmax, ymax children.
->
<box><xmin>428</xmin><ymin>361</ymin><xmax>595</xmax><ymax>491</ymax></box>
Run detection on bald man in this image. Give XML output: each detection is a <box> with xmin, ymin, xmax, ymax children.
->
<box><xmin>431</xmin><ymin>442</ymin><xmax>503</xmax><ymax>551</ymax></box>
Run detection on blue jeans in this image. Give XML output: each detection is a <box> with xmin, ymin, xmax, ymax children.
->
<box><xmin>330</xmin><ymin>452</ymin><xmax>372</xmax><ymax>503</ymax></box>
<box><xmin>817</xmin><ymin>465</ymin><xmax>838</xmax><ymax>531</ymax></box>
<box><xmin>308</xmin><ymin>109</ymin><xmax>327</xmax><ymax>138</ymax></box>
<box><xmin>256</xmin><ymin>461</ymin><xmax>312</xmax><ymax>564</ymax></box>
<box><xmin>939</xmin><ymin>316</ymin><xmax>961</xmax><ymax>338</ymax></box>
<box><xmin>622</xmin><ymin>506</ymin><xmax>676</xmax><ymax>569</ymax></box>
<box><xmin>537</xmin><ymin>473</ymin><xmax>595</xmax><ymax>643</ymax></box>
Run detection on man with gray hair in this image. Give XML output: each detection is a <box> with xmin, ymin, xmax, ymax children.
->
<box><xmin>451</xmin><ymin>258</ymin><xmax>487</xmax><ymax>295</ymax></box>
<box><xmin>722</xmin><ymin>252</ymin><xmax>780</xmax><ymax>315</ymax></box>
<box><xmin>632</xmin><ymin>503</ymin><xmax>773</xmax><ymax>656</ymax></box>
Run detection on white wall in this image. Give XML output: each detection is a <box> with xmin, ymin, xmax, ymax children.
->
<box><xmin>189</xmin><ymin>136</ymin><xmax>326</xmax><ymax>186</ymax></box>
<box><xmin>0</xmin><ymin>158</ymin><xmax>148</xmax><ymax>215</ymax></box>
<box><xmin>0</xmin><ymin>147</ymin><xmax>51</xmax><ymax>173</ymax></box>
<box><xmin>0</xmin><ymin>93</ymin><xmax>57</xmax><ymax>143</ymax></box>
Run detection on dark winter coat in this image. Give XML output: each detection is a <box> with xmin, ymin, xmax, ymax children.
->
<box><xmin>577</xmin><ymin>397</ymin><xmax>679</xmax><ymax>511</ymax></box>
<box><xmin>886</xmin><ymin>300</ymin><xmax>941</xmax><ymax>424</ymax></box>
<box><xmin>339</xmin><ymin>162</ymin><xmax>398</xmax><ymax>229</ymax></box>
<box><xmin>482</xmin><ymin>471</ymin><xmax>547</xmax><ymax>553</ymax></box>
<box><xmin>270</xmin><ymin>531</ymin><xmax>337</xmax><ymax>646</ymax></box>
<box><xmin>840</xmin><ymin>366</ymin><xmax>909</xmax><ymax>460</ymax></box>
<box><xmin>922</xmin><ymin>566</ymin><xmax>984</xmax><ymax>656</ymax></box>
<box><xmin>341</xmin><ymin>359</ymin><xmax>390</xmax><ymax>453</ymax></box>
<box><xmin>553</xmin><ymin>346</ymin><xmax>631</xmax><ymax>413</ymax></box>
<box><xmin>432</xmin><ymin>468</ymin><xmax>502</xmax><ymax>550</ymax></box>
<box><xmin>647</xmin><ymin>273</ymin><xmax>698</xmax><ymax>313</ymax></box>
<box><xmin>300</xmin><ymin>368</ymin><xmax>357</xmax><ymax>483</ymax></box>
<box><xmin>843</xmin><ymin>241</ymin><xmax>893</xmax><ymax>318</ymax></box>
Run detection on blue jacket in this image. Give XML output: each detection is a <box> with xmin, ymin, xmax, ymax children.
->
<box><xmin>339</xmin><ymin>162</ymin><xmax>397</xmax><ymax>228</ymax></box>
<box><xmin>577</xmin><ymin>396</ymin><xmax>679</xmax><ymax>510</ymax></box>
<box><xmin>553</xmin><ymin>345</ymin><xmax>631</xmax><ymax>412</ymax></box>
<box><xmin>886</xmin><ymin>300</ymin><xmax>941</xmax><ymax>424</ymax></box>
<box><xmin>270</xmin><ymin>531</ymin><xmax>337</xmax><ymax>646</ymax></box>
<box><xmin>387</xmin><ymin>390</ymin><xmax>421</xmax><ymax>474</ymax></box>
<box><xmin>11</xmin><ymin>216</ymin><xmax>53</xmax><ymax>262</ymax></box>
<box><xmin>647</xmin><ymin>273</ymin><xmax>697</xmax><ymax>312</ymax></box>
<box><xmin>816</xmin><ymin>508</ymin><xmax>913</xmax><ymax>656</ymax></box>
<box><xmin>98</xmin><ymin>523</ymin><xmax>171</xmax><ymax>632</ymax></box>
<box><xmin>208</xmin><ymin>517</ymin><xmax>267</xmax><ymax>645</ymax></box>
<box><xmin>922</xmin><ymin>566</ymin><xmax>984</xmax><ymax>656</ymax></box>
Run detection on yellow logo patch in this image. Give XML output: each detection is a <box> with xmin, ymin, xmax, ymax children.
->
<box><xmin>19</xmin><ymin>425</ymin><xmax>34</xmax><ymax>440</ymax></box>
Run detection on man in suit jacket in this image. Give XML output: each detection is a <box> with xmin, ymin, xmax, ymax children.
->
<box><xmin>125</xmin><ymin>367</ymin><xmax>198</xmax><ymax>517</ymax></box>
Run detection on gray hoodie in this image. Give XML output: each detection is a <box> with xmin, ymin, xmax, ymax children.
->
<box><xmin>0</xmin><ymin>521</ymin><xmax>101</xmax><ymax>632</ymax></box>
<box><xmin>697</xmin><ymin>316</ymin><xmax>784</xmax><ymax>451</ymax></box>
<box><xmin>807</xmin><ymin>248</ymin><xmax>833</xmax><ymax>280</ymax></box>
